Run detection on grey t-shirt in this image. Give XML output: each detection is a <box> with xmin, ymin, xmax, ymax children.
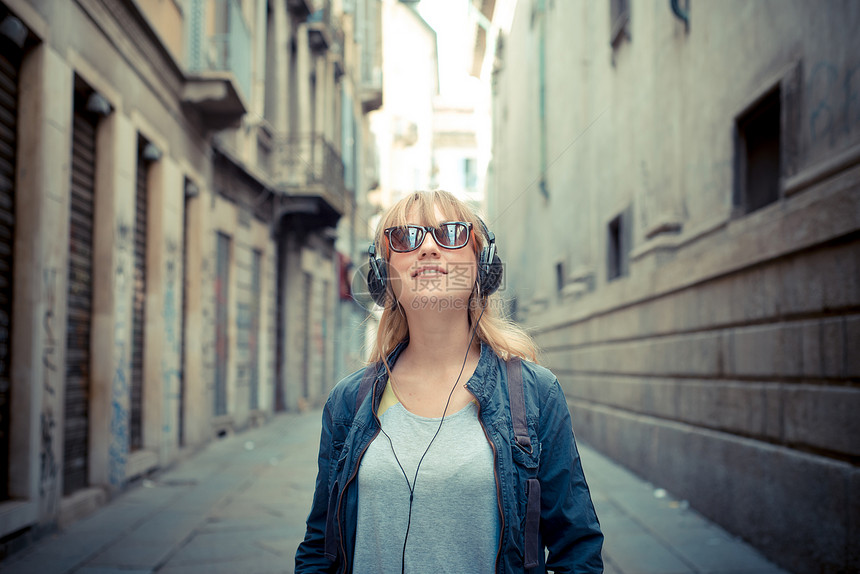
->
<box><xmin>353</xmin><ymin>400</ymin><xmax>500</xmax><ymax>574</ymax></box>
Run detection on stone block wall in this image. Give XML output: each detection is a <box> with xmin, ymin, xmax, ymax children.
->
<box><xmin>532</xmin><ymin>182</ymin><xmax>859</xmax><ymax>572</ymax></box>
<box><xmin>490</xmin><ymin>1</ymin><xmax>860</xmax><ymax>571</ymax></box>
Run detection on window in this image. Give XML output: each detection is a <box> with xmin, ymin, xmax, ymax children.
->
<box><xmin>735</xmin><ymin>87</ymin><xmax>781</xmax><ymax>214</ymax></box>
<box><xmin>610</xmin><ymin>0</ymin><xmax>630</xmax><ymax>48</ymax></box>
<box><xmin>257</xmin><ymin>125</ymin><xmax>272</xmax><ymax>175</ymax></box>
<box><xmin>555</xmin><ymin>262</ymin><xmax>565</xmax><ymax>293</ymax></box>
<box><xmin>607</xmin><ymin>210</ymin><xmax>630</xmax><ymax>282</ymax></box>
<box><xmin>263</xmin><ymin>0</ymin><xmax>276</xmax><ymax>124</ymax></box>
<box><xmin>463</xmin><ymin>157</ymin><xmax>477</xmax><ymax>191</ymax></box>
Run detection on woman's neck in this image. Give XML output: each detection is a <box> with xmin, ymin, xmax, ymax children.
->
<box><xmin>396</xmin><ymin>308</ymin><xmax>479</xmax><ymax>377</ymax></box>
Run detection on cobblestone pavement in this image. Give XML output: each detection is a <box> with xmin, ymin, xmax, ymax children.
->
<box><xmin>0</xmin><ymin>409</ymin><xmax>788</xmax><ymax>574</ymax></box>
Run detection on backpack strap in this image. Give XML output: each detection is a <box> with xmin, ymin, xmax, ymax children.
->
<box><xmin>507</xmin><ymin>356</ymin><xmax>540</xmax><ymax>568</ymax></box>
<box><xmin>506</xmin><ymin>356</ymin><xmax>532</xmax><ymax>452</ymax></box>
<box><xmin>354</xmin><ymin>363</ymin><xmax>380</xmax><ymax>416</ymax></box>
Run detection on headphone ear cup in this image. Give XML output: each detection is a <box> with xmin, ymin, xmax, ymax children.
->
<box><xmin>367</xmin><ymin>258</ymin><xmax>389</xmax><ymax>307</ymax></box>
<box><xmin>478</xmin><ymin>252</ymin><xmax>503</xmax><ymax>296</ymax></box>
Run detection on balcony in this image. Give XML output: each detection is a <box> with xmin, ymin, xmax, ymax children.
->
<box><xmin>360</xmin><ymin>65</ymin><xmax>383</xmax><ymax>114</ymax></box>
<box><xmin>359</xmin><ymin>0</ymin><xmax>383</xmax><ymax>113</ymax></box>
<box><xmin>183</xmin><ymin>0</ymin><xmax>252</xmax><ymax>129</ymax></box>
<box><xmin>287</xmin><ymin>0</ymin><xmax>314</xmax><ymax>19</ymax></box>
<box><xmin>275</xmin><ymin>134</ymin><xmax>347</xmax><ymax>226</ymax></box>
<box><xmin>307</xmin><ymin>8</ymin><xmax>332</xmax><ymax>52</ymax></box>
<box><xmin>307</xmin><ymin>3</ymin><xmax>345</xmax><ymax>57</ymax></box>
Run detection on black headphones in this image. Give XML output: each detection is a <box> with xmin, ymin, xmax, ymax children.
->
<box><xmin>367</xmin><ymin>218</ymin><xmax>503</xmax><ymax>307</ymax></box>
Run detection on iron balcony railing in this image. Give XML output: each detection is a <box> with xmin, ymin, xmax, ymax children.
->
<box><xmin>276</xmin><ymin>134</ymin><xmax>347</xmax><ymax>213</ymax></box>
<box><xmin>186</xmin><ymin>0</ymin><xmax>252</xmax><ymax>102</ymax></box>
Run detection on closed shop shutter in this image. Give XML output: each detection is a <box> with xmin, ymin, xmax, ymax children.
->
<box><xmin>301</xmin><ymin>271</ymin><xmax>311</xmax><ymax>399</ymax></box>
<box><xmin>179</xmin><ymin>191</ymin><xmax>190</xmax><ymax>446</ymax></box>
<box><xmin>322</xmin><ymin>279</ymin><xmax>331</xmax><ymax>397</ymax></box>
<box><xmin>0</xmin><ymin>36</ymin><xmax>22</xmax><ymax>502</ymax></box>
<box><xmin>235</xmin><ymin>246</ymin><xmax>250</xmax><ymax>409</ymax></box>
<box><xmin>131</xmin><ymin>145</ymin><xmax>148</xmax><ymax>451</ymax></box>
<box><xmin>63</xmin><ymin>104</ymin><xmax>96</xmax><ymax>495</ymax></box>
<box><xmin>249</xmin><ymin>250</ymin><xmax>261</xmax><ymax>411</ymax></box>
<box><xmin>215</xmin><ymin>233</ymin><xmax>230</xmax><ymax>417</ymax></box>
<box><xmin>275</xmin><ymin>245</ymin><xmax>284</xmax><ymax>412</ymax></box>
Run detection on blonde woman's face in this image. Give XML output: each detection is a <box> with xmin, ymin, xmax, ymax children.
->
<box><xmin>387</xmin><ymin>204</ymin><xmax>477</xmax><ymax>312</ymax></box>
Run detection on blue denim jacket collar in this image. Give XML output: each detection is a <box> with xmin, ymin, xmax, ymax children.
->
<box><xmin>370</xmin><ymin>339</ymin><xmax>503</xmax><ymax>412</ymax></box>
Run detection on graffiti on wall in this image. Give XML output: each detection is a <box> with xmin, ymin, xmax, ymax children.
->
<box><xmin>39</xmin><ymin>267</ymin><xmax>58</xmax><ymax>506</ymax></box>
<box><xmin>236</xmin><ymin>300</ymin><xmax>250</xmax><ymax>389</ymax></box>
<box><xmin>162</xmin><ymin>239</ymin><xmax>180</xmax><ymax>435</ymax></box>
<box><xmin>108</xmin><ymin>222</ymin><xmax>132</xmax><ymax>486</ymax></box>
<box><xmin>200</xmin><ymin>257</ymin><xmax>216</xmax><ymax>374</ymax></box>
<box><xmin>268</xmin><ymin>253</ymin><xmax>276</xmax><ymax>394</ymax></box>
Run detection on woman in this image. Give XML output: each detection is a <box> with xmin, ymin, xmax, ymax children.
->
<box><xmin>295</xmin><ymin>191</ymin><xmax>603</xmax><ymax>573</ymax></box>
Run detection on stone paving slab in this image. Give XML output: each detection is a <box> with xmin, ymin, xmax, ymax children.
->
<box><xmin>156</xmin><ymin>553</ymin><xmax>291</xmax><ymax>574</ymax></box>
<box><xmin>84</xmin><ymin>540</ymin><xmax>176</xmax><ymax>570</ymax></box>
<box><xmin>0</xmin><ymin>409</ymin><xmax>791</xmax><ymax>574</ymax></box>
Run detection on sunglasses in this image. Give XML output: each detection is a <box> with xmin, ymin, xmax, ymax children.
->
<box><xmin>384</xmin><ymin>221</ymin><xmax>473</xmax><ymax>253</ymax></box>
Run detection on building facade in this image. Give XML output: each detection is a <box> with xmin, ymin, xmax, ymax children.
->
<box><xmin>432</xmin><ymin>95</ymin><xmax>485</xmax><ymax>213</ymax></box>
<box><xmin>489</xmin><ymin>1</ymin><xmax>859</xmax><ymax>572</ymax></box>
<box><xmin>368</xmin><ymin>0</ymin><xmax>437</xmax><ymax>210</ymax></box>
<box><xmin>0</xmin><ymin>0</ymin><xmax>381</xmax><ymax>549</ymax></box>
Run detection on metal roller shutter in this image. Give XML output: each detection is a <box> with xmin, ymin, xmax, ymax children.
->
<box><xmin>131</xmin><ymin>146</ymin><xmax>148</xmax><ymax>451</ymax></box>
<box><xmin>249</xmin><ymin>250</ymin><xmax>261</xmax><ymax>411</ymax></box>
<box><xmin>235</xmin><ymin>246</ymin><xmax>250</xmax><ymax>411</ymax></box>
<box><xmin>275</xmin><ymin>244</ymin><xmax>284</xmax><ymax>412</ymax></box>
<box><xmin>215</xmin><ymin>232</ymin><xmax>230</xmax><ymax>417</ymax></box>
<box><xmin>179</xmin><ymin>191</ymin><xmax>190</xmax><ymax>446</ymax></box>
<box><xmin>301</xmin><ymin>271</ymin><xmax>311</xmax><ymax>399</ymax></box>
<box><xmin>63</xmin><ymin>105</ymin><xmax>96</xmax><ymax>495</ymax></box>
<box><xmin>322</xmin><ymin>279</ymin><xmax>331</xmax><ymax>397</ymax></box>
<box><xmin>0</xmin><ymin>36</ymin><xmax>22</xmax><ymax>502</ymax></box>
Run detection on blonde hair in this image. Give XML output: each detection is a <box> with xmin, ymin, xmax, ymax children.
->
<box><xmin>368</xmin><ymin>190</ymin><xmax>538</xmax><ymax>365</ymax></box>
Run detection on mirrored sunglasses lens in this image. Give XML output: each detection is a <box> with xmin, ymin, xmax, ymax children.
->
<box><xmin>389</xmin><ymin>226</ymin><xmax>424</xmax><ymax>251</ymax></box>
<box><xmin>435</xmin><ymin>223</ymin><xmax>468</xmax><ymax>248</ymax></box>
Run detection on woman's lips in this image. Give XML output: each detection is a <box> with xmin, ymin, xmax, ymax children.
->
<box><xmin>411</xmin><ymin>265</ymin><xmax>447</xmax><ymax>278</ymax></box>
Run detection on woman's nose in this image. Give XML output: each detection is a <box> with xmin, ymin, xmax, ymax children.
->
<box><xmin>418</xmin><ymin>230</ymin><xmax>440</xmax><ymax>257</ymax></box>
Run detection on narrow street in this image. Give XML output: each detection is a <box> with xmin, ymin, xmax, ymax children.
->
<box><xmin>1</xmin><ymin>410</ymin><xmax>787</xmax><ymax>574</ymax></box>
<box><xmin>1</xmin><ymin>1</ymin><xmax>856</xmax><ymax>571</ymax></box>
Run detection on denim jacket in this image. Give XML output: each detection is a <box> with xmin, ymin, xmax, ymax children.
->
<box><xmin>295</xmin><ymin>341</ymin><xmax>604</xmax><ymax>573</ymax></box>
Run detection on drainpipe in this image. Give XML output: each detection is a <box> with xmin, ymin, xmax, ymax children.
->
<box><xmin>670</xmin><ymin>0</ymin><xmax>689</xmax><ymax>31</ymax></box>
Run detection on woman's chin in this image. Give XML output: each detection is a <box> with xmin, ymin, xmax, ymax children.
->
<box><xmin>402</xmin><ymin>291</ymin><xmax>473</xmax><ymax>312</ymax></box>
